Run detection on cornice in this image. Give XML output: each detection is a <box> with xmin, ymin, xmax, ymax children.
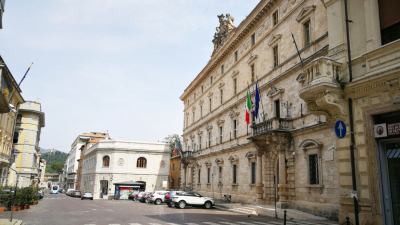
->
<box><xmin>180</xmin><ymin>0</ymin><xmax>278</xmax><ymax>100</ymax></box>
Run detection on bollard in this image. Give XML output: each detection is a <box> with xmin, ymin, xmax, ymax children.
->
<box><xmin>346</xmin><ymin>217</ymin><xmax>350</xmax><ymax>225</ymax></box>
<box><xmin>283</xmin><ymin>210</ymin><xmax>287</xmax><ymax>225</ymax></box>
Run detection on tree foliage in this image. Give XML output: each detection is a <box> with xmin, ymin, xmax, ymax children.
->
<box><xmin>40</xmin><ymin>149</ymin><xmax>67</xmax><ymax>173</ymax></box>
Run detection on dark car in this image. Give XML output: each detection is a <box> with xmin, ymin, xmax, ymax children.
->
<box><xmin>72</xmin><ymin>191</ymin><xmax>81</xmax><ymax>198</ymax></box>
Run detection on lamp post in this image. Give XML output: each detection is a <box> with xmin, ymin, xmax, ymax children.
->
<box><xmin>8</xmin><ymin>166</ymin><xmax>19</xmax><ymax>222</ymax></box>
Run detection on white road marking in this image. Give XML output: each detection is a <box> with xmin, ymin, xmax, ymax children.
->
<box><xmin>129</xmin><ymin>223</ymin><xmax>142</xmax><ymax>225</ymax></box>
<box><xmin>219</xmin><ymin>222</ymin><xmax>240</xmax><ymax>225</ymax></box>
<box><xmin>203</xmin><ymin>222</ymin><xmax>221</xmax><ymax>225</ymax></box>
<box><xmin>185</xmin><ymin>223</ymin><xmax>200</xmax><ymax>225</ymax></box>
<box><xmin>149</xmin><ymin>223</ymin><xmax>163</xmax><ymax>225</ymax></box>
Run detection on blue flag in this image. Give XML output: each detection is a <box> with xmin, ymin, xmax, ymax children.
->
<box><xmin>254</xmin><ymin>81</ymin><xmax>260</xmax><ymax>119</ymax></box>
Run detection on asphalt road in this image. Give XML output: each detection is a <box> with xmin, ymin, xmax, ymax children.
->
<box><xmin>0</xmin><ymin>193</ymin><xmax>333</xmax><ymax>225</ymax></box>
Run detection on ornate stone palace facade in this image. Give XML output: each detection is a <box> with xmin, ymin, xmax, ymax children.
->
<box><xmin>180</xmin><ymin>0</ymin><xmax>400</xmax><ymax>224</ymax></box>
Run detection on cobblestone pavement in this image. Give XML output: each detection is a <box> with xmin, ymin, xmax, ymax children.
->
<box><xmin>0</xmin><ymin>194</ymin><xmax>338</xmax><ymax>225</ymax></box>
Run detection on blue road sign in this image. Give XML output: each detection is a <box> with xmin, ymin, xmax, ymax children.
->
<box><xmin>335</xmin><ymin>120</ymin><xmax>347</xmax><ymax>138</ymax></box>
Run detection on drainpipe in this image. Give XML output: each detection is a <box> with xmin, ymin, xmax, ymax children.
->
<box><xmin>344</xmin><ymin>0</ymin><xmax>359</xmax><ymax>224</ymax></box>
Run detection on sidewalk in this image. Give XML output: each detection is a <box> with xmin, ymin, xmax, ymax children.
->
<box><xmin>214</xmin><ymin>201</ymin><xmax>338</xmax><ymax>224</ymax></box>
<box><xmin>0</xmin><ymin>219</ymin><xmax>24</xmax><ymax>225</ymax></box>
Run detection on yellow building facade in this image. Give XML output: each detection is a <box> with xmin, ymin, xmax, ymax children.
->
<box><xmin>0</xmin><ymin>56</ymin><xmax>24</xmax><ymax>186</ymax></box>
<box><xmin>8</xmin><ymin>101</ymin><xmax>45</xmax><ymax>188</ymax></box>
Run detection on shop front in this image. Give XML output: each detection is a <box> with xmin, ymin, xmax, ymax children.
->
<box><xmin>113</xmin><ymin>181</ymin><xmax>146</xmax><ymax>200</ymax></box>
<box><xmin>374</xmin><ymin>111</ymin><xmax>400</xmax><ymax>225</ymax></box>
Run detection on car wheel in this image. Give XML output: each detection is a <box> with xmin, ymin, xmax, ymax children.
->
<box><xmin>155</xmin><ymin>199</ymin><xmax>162</xmax><ymax>205</ymax></box>
<box><xmin>178</xmin><ymin>200</ymin><xmax>186</xmax><ymax>209</ymax></box>
<box><xmin>204</xmin><ymin>201</ymin><xmax>212</xmax><ymax>209</ymax></box>
<box><xmin>81</xmin><ymin>198</ymin><xmax>84</xmax><ymax>200</ymax></box>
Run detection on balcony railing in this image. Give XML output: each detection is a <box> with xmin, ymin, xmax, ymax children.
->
<box><xmin>298</xmin><ymin>56</ymin><xmax>342</xmax><ymax>89</ymax></box>
<box><xmin>252</xmin><ymin>117</ymin><xmax>293</xmax><ymax>136</ymax></box>
<box><xmin>182</xmin><ymin>151</ymin><xmax>193</xmax><ymax>159</ymax></box>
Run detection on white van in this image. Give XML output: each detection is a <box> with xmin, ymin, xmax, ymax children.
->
<box><xmin>51</xmin><ymin>185</ymin><xmax>59</xmax><ymax>194</ymax></box>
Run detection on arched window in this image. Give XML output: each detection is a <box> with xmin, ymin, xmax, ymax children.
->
<box><xmin>137</xmin><ymin>157</ymin><xmax>147</xmax><ymax>168</ymax></box>
<box><xmin>102</xmin><ymin>155</ymin><xmax>110</xmax><ymax>167</ymax></box>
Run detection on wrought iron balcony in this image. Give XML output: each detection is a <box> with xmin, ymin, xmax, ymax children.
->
<box><xmin>252</xmin><ymin>117</ymin><xmax>293</xmax><ymax>137</ymax></box>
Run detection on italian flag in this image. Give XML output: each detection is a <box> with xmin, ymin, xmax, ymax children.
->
<box><xmin>245</xmin><ymin>91</ymin><xmax>252</xmax><ymax>125</ymax></box>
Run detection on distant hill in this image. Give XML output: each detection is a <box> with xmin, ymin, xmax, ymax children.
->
<box><xmin>40</xmin><ymin>149</ymin><xmax>68</xmax><ymax>173</ymax></box>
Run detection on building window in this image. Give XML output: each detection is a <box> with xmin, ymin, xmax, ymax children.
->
<box><xmin>207</xmin><ymin>167</ymin><xmax>211</xmax><ymax>183</ymax></box>
<box><xmin>102</xmin><ymin>156</ymin><xmax>110</xmax><ymax>168</ymax></box>
<box><xmin>272</xmin><ymin>10</ymin><xmax>278</xmax><ymax>26</ymax></box>
<box><xmin>234</xmin><ymin>51</ymin><xmax>238</xmax><ymax>62</ymax></box>
<box><xmin>209</xmin><ymin>98</ymin><xmax>212</xmax><ymax>112</ymax></box>
<box><xmin>220</xmin><ymin>89</ymin><xmax>223</xmax><ymax>104</ymax></box>
<box><xmin>194</xmin><ymin>93</ymin><xmax>196</xmax><ymax>100</ymax></box>
<box><xmin>303</xmin><ymin>20</ymin><xmax>311</xmax><ymax>46</ymax></box>
<box><xmin>251</xmin><ymin>33</ymin><xmax>256</xmax><ymax>46</ymax></box>
<box><xmin>208</xmin><ymin>130</ymin><xmax>212</xmax><ymax>147</ymax></box>
<box><xmin>198</xmin><ymin>169</ymin><xmax>201</xmax><ymax>183</ymax></box>
<box><xmin>233</xmin><ymin>78</ymin><xmax>237</xmax><ymax>95</ymax></box>
<box><xmin>378</xmin><ymin>0</ymin><xmax>400</xmax><ymax>45</ymax></box>
<box><xmin>309</xmin><ymin>154</ymin><xmax>319</xmax><ymax>184</ymax></box>
<box><xmin>233</xmin><ymin>119</ymin><xmax>237</xmax><ymax>139</ymax></box>
<box><xmin>251</xmin><ymin>162</ymin><xmax>256</xmax><ymax>184</ymax></box>
<box><xmin>221</xmin><ymin>64</ymin><xmax>224</xmax><ymax>75</ymax></box>
<box><xmin>218</xmin><ymin>166</ymin><xmax>223</xmax><ymax>181</ymax></box>
<box><xmin>219</xmin><ymin>126</ymin><xmax>223</xmax><ymax>144</ymax></box>
<box><xmin>201</xmin><ymin>85</ymin><xmax>204</xmax><ymax>93</ymax></box>
<box><xmin>250</xmin><ymin>64</ymin><xmax>255</xmax><ymax>83</ymax></box>
<box><xmin>200</xmin><ymin>105</ymin><xmax>203</xmax><ymax>118</ymax></box>
<box><xmin>273</xmin><ymin>45</ymin><xmax>279</xmax><ymax>68</ymax></box>
<box><xmin>199</xmin><ymin>135</ymin><xmax>202</xmax><ymax>150</ymax></box>
<box><xmin>232</xmin><ymin>164</ymin><xmax>237</xmax><ymax>184</ymax></box>
<box><xmin>137</xmin><ymin>157</ymin><xmax>147</xmax><ymax>168</ymax></box>
<box><xmin>13</xmin><ymin>131</ymin><xmax>19</xmax><ymax>144</ymax></box>
<box><xmin>210</xmin><ymin>76</ymin><xmax>213</xmax><ymax>84</ymax></box>
<box><xmin>274</xmin><ymin>99</ymin><xmax>281</xmax><ymax>118</ymax></box>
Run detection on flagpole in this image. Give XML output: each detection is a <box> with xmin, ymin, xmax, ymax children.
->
<box><xmin>256</xmin><ymin>77</ymin><xmax>266</xmax><ymax>122</ymax></box>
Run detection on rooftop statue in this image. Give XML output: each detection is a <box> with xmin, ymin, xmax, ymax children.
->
<box><xmin>212</xmin><ymin>14</ymin><xmax>236</xmax><ymax>53</ymax></box>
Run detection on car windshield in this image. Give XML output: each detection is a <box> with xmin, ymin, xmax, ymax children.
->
<box><xmin>52</xmin><ymin>187</ymin><xmax>58</xmax><ymax>190</ymax></box>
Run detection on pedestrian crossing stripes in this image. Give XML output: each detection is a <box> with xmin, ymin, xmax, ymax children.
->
<box><xmin>83</xmin><ymin>220</ymin><xmax>338</xmax><ymax>225</ymax></box>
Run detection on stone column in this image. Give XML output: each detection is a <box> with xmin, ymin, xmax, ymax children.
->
<box><xmin>277</xmin><ymin>150</ymin><xmax>288</xmax><ymax>208</ymax></box>
<box><xmin>182</xmin><ymin>163</ymin><xmax>187</xmax><ymax>188</ymax></box>
<box><xmin>256</xmin><ymin>152</ymin><xmax>264</xmax><ymax>200</ymax></box>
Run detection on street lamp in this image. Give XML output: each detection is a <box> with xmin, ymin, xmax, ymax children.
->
<box><xmin>8</xmin><ymin>166</ymin><xmax>19</xmax><ymax>222</ymax></box>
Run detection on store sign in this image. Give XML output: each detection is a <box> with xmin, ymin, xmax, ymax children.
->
<box><xmin>374</xmin><ymin>123</ymin><xmax>400</xmax><ymax>138</ymax></box>
<box><xmin>388</xmin><ymin>123</ymin><xmax>400</xmax><ymax>136</ymax></box>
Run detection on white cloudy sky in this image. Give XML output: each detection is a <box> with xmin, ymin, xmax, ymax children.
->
<box><xmin>0</xmin><ymin>0</ymin><xmax>259</xmax><ymax>152</ymax></box>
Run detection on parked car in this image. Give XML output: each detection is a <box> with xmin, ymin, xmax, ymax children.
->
<box><xmin>128</xmin><ymin>191</ymin><xmax>139</xmax><ymax>200</ymax></box>
<box><xmin>37</xmin><ymin>190</ymin><xmax>44</xmax><ymax>199</ymax></box>
<box><xmin>149</xmin><ymin>191</ymin><xmax>168</xmax><ymax>205</ymax></box>
<box><xmin>136</xmin><ymin>192</ymin><xmax>148</xmax><ymax>202</ymax></box>
<box><xmin>172</xmin><ymin>192</ymin><xmax>214</xmax><ymax>209</ymax></box>
<box><xmin>66</xmin><ymin>189</ymin><xmax>76</xmax><ymax>196</ymax></box>
<box><xmin>71</xmin><ymin>190</ymin><xmax>82</xmax><ymax>198</ymax></box>
<box><xmin>165</xmin><ymin>191</ymin><xmax>184</xmax><ymax>207</ymax></box>
<box><xmin>144</xmin><ymin>192</ymin><xmax>154</xmax><ymax>203</ymax></box>
<box><xmin>81</xmin><ymin>192</ymin><xmax>93</xmax><ymax>200</ymax></box>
